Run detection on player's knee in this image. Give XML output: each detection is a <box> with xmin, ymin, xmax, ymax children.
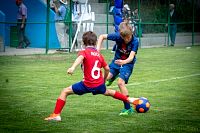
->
<box><xmin>117</xmin><ymin>80</ymin><xmax>125</xmax><ymax>88</ymax></box>
<box><xmin>61</xmin><ymin>87</ymin><xmax>71</xmax><ymax>96</ymax></box>
<box><xmin>104</xmin><ymin>89</ymin><xmax>115</xmax><ymax>96</ymax></box>
<box><xmin>103</xmin><ymin>91</ymin><xmax>109</xmax><ymax>96</ymax></box>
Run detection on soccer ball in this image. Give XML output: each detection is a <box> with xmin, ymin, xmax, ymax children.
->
<box><xmin>134</xmin><ymin>97</ymin><xmax>150</xmax><ymax>113</ymax></box>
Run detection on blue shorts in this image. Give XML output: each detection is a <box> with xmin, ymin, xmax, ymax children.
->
<box><xmin>72</xmin><ymin>81</ymin><xmax>106</xmax><ymax>95</ymax></box>
<box><xmin>109</xmin><ymin>61</ymin><xmax>134</xmax><ymax>84</ymax></box>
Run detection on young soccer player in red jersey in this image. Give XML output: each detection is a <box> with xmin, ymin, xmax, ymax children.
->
<box><xmin>44</xmin><ymin>31</ymin><xmax>139</xmax><ymax>121</ymax></box>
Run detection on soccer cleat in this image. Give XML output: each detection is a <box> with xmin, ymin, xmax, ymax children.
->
<box><xmin>119</xmin><ymin>108</ymin><xmax>134</xmax><ymax>116</ymax></box>
<box><xmin>105</xmin><ymin>75</ymin><xmax>119</xmax><ymax>86</ymax></box>
<box><xmin>105</xmin><ymin>80</ymin><xmax>113</xmax><ymax>86</ymax></box>
<box><xmin>44</xmin><ymin>113</ymin><xmax>61</xmax><ymax>121</ymax></box>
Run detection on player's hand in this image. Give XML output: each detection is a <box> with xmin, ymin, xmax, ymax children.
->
<box><xmin>21</xmin><ymin>24</ymin><xmax>24</xmax><ymax>29</ymax></box>
<box><xmin>115</xmin><ymin>59</ymin><xmax>125</xmax><ymax>66</ymax></box>
<box><xmin>51</xmin><ymin>3</ymin><xmax>55</xmax><ymax>7</ymax></box>
<box><xmin>67</xmin><ymin>67</ymin><xmax>75</xmax><ymax>75</ymax></box>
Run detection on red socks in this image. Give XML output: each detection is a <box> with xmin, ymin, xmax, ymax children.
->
<box><xmin>113</xmin><ymin>91</ymin><xmax>129</xmax><ymax>103</ymax></box>
<box><xmin>53</xmin><ymin>92</ymin><xmax>129</xmax><ymax>114</ymax></box>
<box><xmin>53</xmin><ymin>98</ymin><xmax>66</xmax><ymax>114</ymax></box>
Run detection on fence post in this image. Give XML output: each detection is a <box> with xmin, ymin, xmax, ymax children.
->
<box><xmin>69</xmin><ymin>0</ymin><xmax>72</xmax><ymax>52</ymax></box>
<box><xmin>106</xmin><ymin>0</ymin><xmax>109</xmax><ymax>49</ymax></box>
<box><xmin>192</xmin><ymin>0</ymin><xmax>194</xmax><ymax>46</ymax></box>
<box><xmin>138</xmin><ymin>0</ymin><xmax>141</xmax><ymax>47</ymax></box>
<box><xmin>167</xmin><ymin>1</ymin><xmax>170</xmax><ymax>46</ymax></box>
<box><xmin>46</xmin><ymin>0</ymin><xmax>50</xmax><ymax>54</ymax></box>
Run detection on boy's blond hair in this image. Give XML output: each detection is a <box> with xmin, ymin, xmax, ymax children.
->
<box><xmin>119</xmin><ymin>22</ymin><xmax>133</xmax><ymax>38</ymax></box>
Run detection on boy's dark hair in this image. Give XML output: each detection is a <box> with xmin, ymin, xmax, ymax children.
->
<box><xmin>82</xmin><ymin>31</ymin><xmax>97</xmax><ymax>46</ymax></box>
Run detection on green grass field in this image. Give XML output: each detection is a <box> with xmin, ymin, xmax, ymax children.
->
<box><xmin>0</xmin><ymin>46</ymin><xmax>200</xmax><ymax>133</ymax></box>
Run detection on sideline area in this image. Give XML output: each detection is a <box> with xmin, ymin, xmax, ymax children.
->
<box><xmin>0</xmin><ymin>33</ymin><xmax>199</xmax><ymax>56</ymax></box>
<box><xmin>0</xmin><ymin>46</ymin><xmax>57</xmax><ymax>56</ymax></box>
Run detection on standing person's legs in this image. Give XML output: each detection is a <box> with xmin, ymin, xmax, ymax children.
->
<box><xmin>171</xmin><ymin>24</ymin><xmax>177</xmax><ymax>46</ymax></box>
<box><xmin>169</xmin><ymin>25</ymin><xmax>173</xmax><ymax>45</ymax></box>
<box><xmin>55</xmin><ymin>22</ymin><xmax>67</xmax><ymax>48</ymax></box>
<box><xmin>23</xmin><ymin>23</ymin><xmax>30</xmax><ymax>48</ymax></box>
<box><xmin>23</xmin><ymin>35</ymin><xmax>30</xmax><ymax>47</ymax></box>
<box><xmin>17</xmin><ymin>20</ymin><xmax>24</xmax><ymax>48</ymax></box>
<box><xmin>170</xmin><ymin>24</ymin><xmax>176</xmax><ymax>46</ymax></box>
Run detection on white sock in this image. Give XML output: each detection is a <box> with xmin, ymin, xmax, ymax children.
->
<box><xmin>129</xmin><ymin>98</ymin><xmax>139</xmax><ymax>103</ymax></box>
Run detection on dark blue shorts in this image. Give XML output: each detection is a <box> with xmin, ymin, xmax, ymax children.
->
<box><xmin>109</xmin><ymin>61</ymin><xmax>134</xmax><ymax>84</ymax></box>
<box><xmin>72</xmin><ymin>81</ymin><xmax>106</xmax><ymax>95</ymax></box>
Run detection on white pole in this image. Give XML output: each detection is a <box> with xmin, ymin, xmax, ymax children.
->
<box><xmin>70</xmin><ymin>0</ymin><xmax>88</xmax><ymax>52</ymax></box>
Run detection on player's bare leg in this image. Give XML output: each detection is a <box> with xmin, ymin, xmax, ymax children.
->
<box><xmin>117</xmin><ymin>78</ymin><xmax>128</xmax><ymax>95</ymax></box>
<box><xmin>117</xmin><ymin>78</ymin><xmax>135</xmax><ymax>115</ymax></box>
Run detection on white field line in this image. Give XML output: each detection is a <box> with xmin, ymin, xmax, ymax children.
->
<box><xmin>108</xmin><ymin>73</ymin><xmax>200</xmax><ymax>89</ymax></box>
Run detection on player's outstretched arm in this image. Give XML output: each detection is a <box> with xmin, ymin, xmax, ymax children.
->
<box><xmin>115</xmin><ymin>51</ymin><xmax>136</xmax><ymax>65</ymax></box>
<box><xmin>67</xmin><ymin>55</ymin><xmax>84</xmax><ymax>75</ymax></box>
<box><xmin>97</xmin><ymin>34</ymin><xmax>108</xmax><ymax>52</ymax></box>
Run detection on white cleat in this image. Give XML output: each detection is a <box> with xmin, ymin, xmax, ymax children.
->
<box><xmin>44</xmin><ymin>113</ymin><xmax>61</xmax><ymax>122</ymax></box>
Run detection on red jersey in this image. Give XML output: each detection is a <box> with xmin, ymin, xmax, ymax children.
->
<box><xmin>78</xmin><ymin>47</ymin><xmax>107</xmax><ymax>88</ymax></box>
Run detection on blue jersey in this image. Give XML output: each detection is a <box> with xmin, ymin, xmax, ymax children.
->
<box><xmin>107</xmin><ymin>32</ymin><xmax>139</xmax><ymax>64</ymax></box>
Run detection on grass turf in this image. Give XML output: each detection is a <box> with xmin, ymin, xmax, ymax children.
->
<box><xmin>0</xmin><ymin>46</ymin><xmax>200</xmax><ymax>133</ymax></box>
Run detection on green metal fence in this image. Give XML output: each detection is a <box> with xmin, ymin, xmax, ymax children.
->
<box><xmin>45</xmin><ymin>0</ymin><xmax>199</xmax><ymax>53</ymax></box>
<box><xmin>1</xmin><ymin>0</ymin><xmax>199</xmax><ymax>54</ymax></box>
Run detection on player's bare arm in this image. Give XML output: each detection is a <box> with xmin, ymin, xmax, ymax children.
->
<box><xmin>67</xmin><ymin>55</ymin><xmax>84</xmax><ymax>75</ymax></box>
<box><xmin>97</xmin><ymin>34</ymin><xmax>108</xmax><ymax>51</ymax></box>
<box><xmin>103</xmin><ymin>65</ymin><xmax>110</xmax><ymax>82</ymax></box>
<box><xmin>115</xmin><ymin>51</ymin><xmax>136</xmax><ymax>65</ymax></box>
<box><xmin>21</xmin><ymin>15</ymin><xmax>25</xmax><ymax>29</ymax></box>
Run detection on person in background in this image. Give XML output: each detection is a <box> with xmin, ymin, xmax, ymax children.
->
<box><xmin>52</xmin><ymin>0</ymin><xmax>68</xmax><ymax>48</ymax></box>
<box><xmin>65</xmin><ymin>0</ymin><xmax>79</xmax><ymax>49</ymax></box>
<box><xmin>111</xmin><ymin>4</ymin><xmax>131</xmax><ymax>53</ymax></box>
<box><xmin>16</xmin><ymin>0</ymin><xmax>30</xmax><ymax>49</ymax></box>
<box><xmin>50</xmin><ymin>0</ymin><xmax>58</xmax><ymax>12</ymax></box>
<box><xmin>70</xmin><ymin>0</ymin><xmax>80</xmax><ymax>48</ymax></box>
<box><xmin>122</xmin><ymin>4</ymin><xmax>131</xmax><ymax>21</ymax></box>
<box><xmin>166</xmin><ymin>4</ymin><xmax>177</xmax><ymax>46</ymax></box>
<box><xmin>132</xmin><ymin>8</ymin><xmax>143</xmax><ymax>37</ymax></box>
<box><xmin>123</xmin><ymin>4</ymin><xmax>139</xmax><ymax>36</ymax></box>
<box><xmin>109</xmin><ymin>0</ymin><xmax>115</xmax><ymax>15</ymax></box>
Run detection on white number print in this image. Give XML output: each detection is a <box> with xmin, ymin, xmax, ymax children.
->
<box><xmin>91</xmin><ymin>60</ymin><xmax>100</xmax><ymax>79</ymax></box>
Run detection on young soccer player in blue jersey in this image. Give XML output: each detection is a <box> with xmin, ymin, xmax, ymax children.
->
<box><xmin>44</xmin><ymin>31</ymin><xmax>139</xmax><ymax>121</ymax></box>
<box><xmin>97</xmin><ymin>21</ymin><xmax>139</xmax><ymax>116</ymax></box>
